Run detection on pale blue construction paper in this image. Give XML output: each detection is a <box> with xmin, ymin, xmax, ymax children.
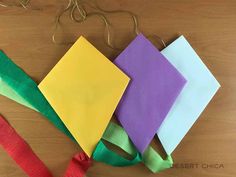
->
<box><xmin>157</xmin><ymin>35</ymin><xmax>220</xmax><ymax>155</ymax></box>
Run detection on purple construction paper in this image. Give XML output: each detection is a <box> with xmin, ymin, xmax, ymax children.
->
<box><xmin>114</xmin><ymin>34</ymin><xmax>186</xmax><ymax>153</ymax></box>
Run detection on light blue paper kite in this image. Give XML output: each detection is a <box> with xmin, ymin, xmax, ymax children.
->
<box><xmin>157</xmin><ymin>35</ymin><xmax>220</xmax><ymax>155</ymax></box>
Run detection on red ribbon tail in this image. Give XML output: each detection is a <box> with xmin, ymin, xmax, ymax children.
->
<box><xmin>64</xmin><ymin>152</ymin><xmax>92</xmax><ymax>177</ymax></box>
<box><xmin>0</xmin><ymin>114</ymin><xmax>92</xmax><ymax>177</ymax></box>
<box><xmin>0</xmin><ymin>115</ymin><xmax>53</xmax><ymax>177</ymax></box>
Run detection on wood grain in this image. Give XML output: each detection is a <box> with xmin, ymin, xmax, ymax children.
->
<box><xmin>0</xmin><ymin>0</ymin><xmax>235</xmax><ymax>177</ymax></box>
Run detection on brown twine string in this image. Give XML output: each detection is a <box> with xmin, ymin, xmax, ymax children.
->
<box><xmin>52</xmin><ymin>0</ymin><xmax>120</xmax><ymax>50</ymax></box>
<box><xmin>71</xmin><ymin>1</ymin><xmax>114</xmax><ymax>47</ymax></box>
<box><xmin>148</xmin><ymin>34</ymin><xmax>167</xmax><ymax>49</ymax></box>
<box><xmin>0</xmin><ymin>0</ymin><xmax>167</xmax><ymax>50</ymax></box>
<box><xmin>0</xmin><ymin>0</ymin><xmax>30</xmax><ymax>9</ymax></box>
<box><xmin>52</xmin><ymin>0</ymin><xmax>142</xmax><ymax>50</ymax></box>
<box><xmin>79</xmin><ymin>0</ymin><xmax>168</xmax><ymax>49</ymax></box>
<box><xmin>88</xmin><ymin>0</ymin><xmax>140</xmax><ymax>36</ymax></box>
<box><xmin>52</xmin><ymin>0</ymin><xmax>167</xmax><ymax>50</ymax></box>
<box><xmin>20</xmin><ymin>0</ymin><xmax>30</xmax><ymax>9</ymax></box>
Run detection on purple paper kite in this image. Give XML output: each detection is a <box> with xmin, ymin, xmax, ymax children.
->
<box><xmin>114</xmin><ymin>34</ymin><xmax>187</xmax><ymax>153</ymax></box>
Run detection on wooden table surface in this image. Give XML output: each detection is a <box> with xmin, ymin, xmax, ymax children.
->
<box><xmin>0</xmin><ymin>0</ymin><xmax>235</xmax><ymax>177</ymax></box>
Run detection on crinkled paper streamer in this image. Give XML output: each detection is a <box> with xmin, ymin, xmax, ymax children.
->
<box><xmin>0</xmin><ymin>114</ymin><xmax>53</xmax><ymax>177</ymax></box>
<box><xmin>95</xmin><ymin>122</ymin><xmax>173</xmax><ymax>172</ymax></box>
<box><xmin>0</xmin><ymin>114</ymin><xmax>92</xmax><ymax>177</ymax></box>
<box><xmin>0</xmin><ymin>51</ymin><xmax>74</xmax><ymax>140</ymax></box>
<box><xmin>63</xmin><ymin>151</ymin><xmax>92</xmax><ymax>177</ymax></box>
<box><xmin>0</xmin><ymin>50</ymin><xmax>173</xmax><ymax>172</ymax></box>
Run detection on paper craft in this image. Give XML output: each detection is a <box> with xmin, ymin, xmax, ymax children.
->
<box><xmin>38</xmin><ymin>36</ymin><xmax>129</xmax><ymax>157</ymax></box>
<box><xmin>0</xmin><ymin>51</ymin><xmax>173</xmax><ymax>171</ymax></box>
<box><xmin>114</xmin><ymin>34</ymin><xmax>186</xmax><ymax>153</ymax></box>
<box><xmin>157</xmin><ymin>35</ymin><xmax>220</xmax><ymax>155</ymax></box>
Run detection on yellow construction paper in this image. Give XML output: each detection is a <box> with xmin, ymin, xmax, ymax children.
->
<box><xmin>38</xmin><ymin>36</ymin><xmax>130</xmax><ymax>157</ymax></box>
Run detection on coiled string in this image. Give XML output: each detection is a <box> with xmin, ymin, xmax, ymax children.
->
<box><xmin>0</xmin><ymin>0</ymin><xmax>30</xmax><ymax>9</ymax></box>
<box><xmin>52</xmin><ymin>0</ymin><xmax>140</xmax><ymax>50</ymax></box>
<box><xmin>52</xmin><ymin>0</ymin><xmax>114</xmax><ymax>49</ymax></box>
<box><xmin>52</xmin><ymin>0</ymin><xmax>167</xmax><ymax>50</ymax></box>
<box><xmin>0</xmin><ymin>0</ymin><xmax>167</xmax><ymax>49</ymax></box>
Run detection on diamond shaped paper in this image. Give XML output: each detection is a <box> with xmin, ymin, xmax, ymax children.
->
<box><xmin>157</xmin><ymin>35</ymin><xmax>220</xmax><ymax>155</ymax></box>
<box><xmin>114</xmin><ymin>34</ymin><xmax>186</xmax><ymax>153</ymax></box>
<box><xmin>38</xmin><ymin>36</ymin><xmax>130</xmax><ymax>157</ymax></box>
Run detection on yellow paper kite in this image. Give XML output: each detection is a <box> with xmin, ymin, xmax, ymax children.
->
<box><xmin>38</xmin><ymin>36</ymin><xmax>130</xmax><ymax>156</ymax></box>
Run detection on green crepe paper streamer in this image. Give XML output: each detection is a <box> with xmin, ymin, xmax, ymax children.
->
<box><xmin>0</xmin><ymin>77</ymin><xmax>36</xmax><ymax>111</ymax></box>
<box><xmin>0</xmin><ymin>51</ymin><xmax>173</xmax><ymax>172</ymax></box>
<box><xmin>96</xmin><ymin>122</ymin><xmax>173</xmax><ymax>172</ymax></box>
<box><xmin>0</xmin><ymin>51</ymin><xmax>74</xmax><ymax>140</ymax></box>
<box><xmin>93</xmin><ymin>141</ymin><xmax>142</xmax><ymax>166</ymax></box>
<box><xmin>142</xmin><ymin>147</ymin><xmax>173</xmax><ymax>172</ymax></box>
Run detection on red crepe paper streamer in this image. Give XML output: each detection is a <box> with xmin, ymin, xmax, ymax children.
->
<box><xmin>64</xmin><ymin>152</ymin><xmax>92</xmax><ymax>177</ymax></box>
<box><xmin>0</xmin><ymin>115</ymin><xmax>92</xmax><ymax>177</ymax></box>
